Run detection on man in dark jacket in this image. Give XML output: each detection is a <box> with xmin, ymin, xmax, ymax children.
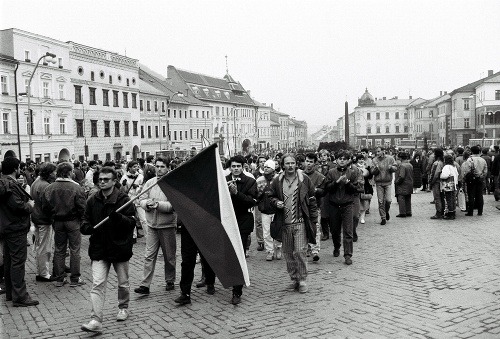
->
<box><xmin>270</xmin><ymin>154</ymin><xmax>318</xmax><ymax>293</ymax></box>
<box><xmin>80</xmin><ymin>166</ymin><xmax>136</xmax><ymax>333</ymax></box>
<box><xmin>42</xmin><ymin>162</ymin><xmax>86</xmax><ymax>287</ymax></box>
<box><xmin>30</xmin><ymin>162</ymin><xmax>57</xmax><ymax>282</ymax></box>
<box><xmin>0</xmin><ymin>157</ymin><xmax>38</xmax><ymax>307</ymax></box>
<box><xmin>323</xmin><ymin>151</ymin><xmax>363</xmax><ymax>265</ymax></box>
<box><xmin>395</xmin><ymin>152</ymin><xmax>414</xmax><ymax>217</ymax></box>
<box><xmin>226</xmin><ymin>155</ymin><xmax>258</xmax><ymax>305</ymax></box>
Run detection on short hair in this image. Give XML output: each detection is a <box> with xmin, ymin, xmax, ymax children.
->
<box><xmin>456</xmin><ymin>147</ymin><xmax>464</xmax><ymax>155</ymax></box>
<box><xmin>73</xmin><ymin>160</ymin><xmax>81</xmax><ymax>168</ymax></box>
<box><xmin>126</xmin><ymin>160</ymin><xmax>138</xmax><ymax>171</ymax></box>
<box><xmin>433</xmin><ymin>148</ymin><xmax>444</xmax><ymax>160</ymax></box>
<box><xmin>1</xmin><ymin>157</ymin><xmax>20</xmax><ymax>175</ymax></box>
<box><xmin>398</xmin><ymin>152</ymin><xmax>409</xmax><ymax>160</ymax></box>
<box><xmin>257</xmin><ymin>155</ymin><xmax>267</xmax><ymax>163</ymax></box>
<box><xmin>155</xmin><ymin>156</ymin><xmax>169</xmax><ymax>166</ymax></box>
<box><xmin>444</xmin><ymin>155</ymin><xmax>454</xmax><ymax>165</ymax></box>
<box><xmin>470</xmin><ymin>145</ymin><xmax>481</xmax><ymax>155</ymax></box>
<box><xmin>88</xmin><ymin>160</ymin><xmax>97</xmax><ymax>167</ymax></box>
<box><xmin>103</xmin><ymin>161</ymin><xmax>115</xmax><ymax>167</ymax></box>
<box><xmin>376</xmin><ymin>146</ymin><xmax>385</xmax><ymax>151</ymax></box>
<box><xmin>336</xmin><ymin>150</ymin><xmax>352</xmax><ymax>160</ymax></box>
<box><xmin>318</xmin><ymin>149</ymin><xmax>330</xmax><ymax>156</ymax></box>
<box><xmin>228</xmin><ymin>155</ymin><xmax>247</xmax><ymax>166</ymax></box>
<box><xmin>361</xmin><ymin>148</ymin><xmax>369</xmax><ymax>153</ymax></box>
<box><xmin>39</xmin><ymin>162</ymin><xmax>57</xmax><ymax>180</ymax></box>
<box><xmin>98</xmin><ymin>166</ymin><xmax>117</xmax><ymax>180</ymax></box>
<box><xmin>482</xmin><ymin>147</ymin><xmax>488</xmax><ymax>155</ymax></box>
<box><xmin>305</xmin><ymin>153</ymin><xmax>318</xmax><ymax>162</ymax></box>
<box><xmin>56</xmin><ymin>162</ymin><xmax>73</xmax><ymax>178</ymax></box>
<box><xmin>280</xmin><ymin>153</ymin><xmax>296</xmax><ymax>167</ymax></box>
<box><xmin>146</xmin><ymin>155</ymin><xmax>154</xmax><ymax>163</ymax></box>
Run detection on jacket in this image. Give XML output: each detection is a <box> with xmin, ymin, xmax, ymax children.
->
<box><xmin>30</xmin><ymin>177</ymin><xmax>53</xmax><ymax>225</ymax></box>
<box><xmin>80</xmin><ymin>187</ymin><xmax>136</xmax><ymax>262</ymax></box>
<box><xmin>256</xmin><ymin>173</ymin><xmax>278</xmax><ymax>214</ymax></box>
<box><xmin>226</xmin><ymin>173</ymin><xmax>258</xmax><ymax>234</ymax></box>
<box><xmin>394</xmin><ymin>162</ymin><xmax>414</xmax><ymax>196</ymax></box>
<box><xmin>0</xmin><ymin>176</ymin><xmax>32</xmax><ymax>237</ymax></box>
<box><xmin>139</xmin><ymin>176</ymin><xmax>177</xmax><ymax>229</ymax></box>
<box><xmin>42</xmin><ymin>178</ymin><xmax>86</xmax><ymax>222</ymax></box>
<box><xmin>303</xmin><ymin>169</ymin><xmax>326</xmax><ymax>206</ymax></box>
<box><xmin>269</xmin><ymin>170</ymin><xmax>318</xmax><ymax>244</ymax></box>
<box><xmin>323</xmin><ymin>165</ymin><xmax>363</xmax><ymax>205</ymax></box>
<box><xmin>371</xmin><ymin>155</ymin><xmax>397</xmax><ymax>185</ymax></box>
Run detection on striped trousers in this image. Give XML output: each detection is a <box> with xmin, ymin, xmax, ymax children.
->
<box><xmin>282</xmin><ymin>222</ymin><xmax>308</xmax><ymax>282</ymax></box>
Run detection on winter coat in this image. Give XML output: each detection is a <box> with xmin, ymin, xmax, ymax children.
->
<box><xmin>371</xmin><ymin>155</ymin><xmax>397</xmax><ymax>185</ymax></box>
<box><xmin>139</xmin><ymin>176</ymin><xmax>177</xmax><ymax>229</ymax></box>
<box><xmin>395</xmin><ymin>162</ymin><xmax>414</xmax><ymax>196</ymax></box>
<box><xmin>410</xmin><ymin>158</ymin><xmax>423</xmax><ymax>188</ymax></box>
<box><xmin>0</xmin><ymin>176</ymin><xmax>32</xmax><ymax>237</ymax></box>
<box><xmin>226</xmin><ymin>174</ymin><xmax>258</xmax><ymax>234</ymax></box>
<box><xmin>323</xmin><ymin>165</ymin><xmax>364</xmax><ymax>205</ymax></box>
<box><xmin>42</xmin><ymin>178</ymin><xmax>86</xmax><ymax>222</ymax></box>
<box><xmin>30</xmin><ymin>178</ymin><xmax>53</xmax><ymax>225</ymax></box>
<box><xmin>269</xmin><ymin>170</ymin><xmax>319</xmax><ymax>244</ymax></box>
<box><xmin>303</xmin><ymin>169</ymin><xmax>326</xmax><ymax>206</ymax></box>
<box><xmin>256</xmin><ymin>173</ymin><xmax>278</xmax><ymax>214</ymax></box>
<box><xmin>80</xmin><ymin>187</ymin><xmax>136</xmax><ymax>262</ymax></box>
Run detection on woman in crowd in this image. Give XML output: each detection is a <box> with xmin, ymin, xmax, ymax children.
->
<box><xmin>410</xmin><ymin>152</ymin><xmax>423</xmax><ymax>193</ymax></box>
<box><xmin>429</xmin><ymin>148</ymin><xmax>445</xmax><ymax>219</ymax></box>
<box><xmin>395</xmin><ymin>152</ymin><xmax>414</xmax><ymax>217</ymax></box>
<box><xmin>440</xmin><ymin>155</ymin><xmax>459</xmax><ymax>220</ymax></box>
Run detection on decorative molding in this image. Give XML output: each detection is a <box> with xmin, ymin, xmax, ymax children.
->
<box><xmin>40</xmin><ymin>72</ymin><xmax>52</xmax><ymax>80</ymax></box>
<box><xmin>56</xmin><ymin>76</ymin><xmax>67</xmax><ymax>83</ymax></box>
<box><xmin>22</xmin><ymin>70</ymin><xmax>33</xmax><ymax>77</ymax></box>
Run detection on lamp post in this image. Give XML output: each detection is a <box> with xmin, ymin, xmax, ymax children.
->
<box><xmin>26</xmin><ymin>52</ymin><xmax>57</xmax><ymax>161</ymax></box>
<box><xmin>160</xmin><ymin>91</ymin><xmax>183</xmax><ymax>150</ymax></box>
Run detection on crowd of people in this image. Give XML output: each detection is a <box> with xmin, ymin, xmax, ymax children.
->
<box><xmin>0</xmin><ymin>143</ymin><xmax>499</xmax><ymax>334</ymax></box>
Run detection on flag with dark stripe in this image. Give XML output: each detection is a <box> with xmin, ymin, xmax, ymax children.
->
<box><xmin>157</xmin><ymin>144</ymin><xmax>249</xmax><ymax>288</ymax></box>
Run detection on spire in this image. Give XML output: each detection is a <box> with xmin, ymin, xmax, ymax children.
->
<box><xmin>225</xmin><ymin>55</ymin><xmax>228</xmax><ymax>75</ymax></box>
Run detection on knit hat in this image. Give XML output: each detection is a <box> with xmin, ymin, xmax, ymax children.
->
<box><xmin>264</xmin><ymin>159</ymin><xmax>275</xmax><ymax>169</ymax></box>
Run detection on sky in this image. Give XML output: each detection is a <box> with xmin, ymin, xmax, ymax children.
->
<box><xmin>2</xmin><ymin>0</ymin><xmax>500</xmax><ymax>133</ymax></box>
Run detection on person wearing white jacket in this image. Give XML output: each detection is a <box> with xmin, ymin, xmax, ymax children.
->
<box><xmin>440</xmin><ymin>155</ymin><xmax>459</xmax><ymax>220</ymax></box>
<box><xmin>134</xmin><ymin>157</ymin><xmax>177</xmax><ymax>295</ymax></box>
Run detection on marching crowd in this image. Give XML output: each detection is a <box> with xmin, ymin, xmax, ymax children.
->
<box><xmin>0</xmin><ymin>143</ymin><xmax>499</xmax><ymax>334</ymax></box>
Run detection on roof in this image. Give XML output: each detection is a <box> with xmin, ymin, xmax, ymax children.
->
<box><xmin>169</xmin><ymin>66</ymin><xmax>255</xmax><ymax>106</ymax></box>
<box><xmin>449</xmin><ymin>70</ymin><xmax>500</xmax><ymax>96</ymax></box>
<box><xmin>421</xmin><ymin>94</ymin><xmax>451</xmax><ymax>107</ymax></box>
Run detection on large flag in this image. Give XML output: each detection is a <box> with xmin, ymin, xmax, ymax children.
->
<box><xmin>157</xmin><ymin>144</ymin><xmax>249</xmax><ymax>288</ymax></box>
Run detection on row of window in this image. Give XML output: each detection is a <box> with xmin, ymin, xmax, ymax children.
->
<box><xmin>365</xmin><ymin>125</ymin><xmax>410</xmax><ymax>134</ymax></box>
<box><xmin>75</xmin><ymin>119</ymin><xmax>138</xmax><ymax>138</ymax></box>
<box><xmin>22</xmin><ymin>114</ymin><xmax>66</xmax><ymax>135</ymax></box>
<box><xmin>140</xmin><ymin>101</ymin><xmax>211</xmax><ymax>120</ymax></box>
<box><xmin>139</xmin><ymin>125</ymin><xmax>210</xmax><ymax>141</ymax></box>
<box><xmin>79</xmin><ymin>67</ymin><xmax>136</xmax><ymax>87</ymax></box>
<box><xmin>74</xmin><ymin>85</ymin><xmax>137</xmax><ymax>108</ymax></box>
<box><xmin>365</xmin><ymin>112</ymin><xmax>408</xmax><ymax>120</ymax></box>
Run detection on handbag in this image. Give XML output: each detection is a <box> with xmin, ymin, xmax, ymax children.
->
<box><xmin>360</xmin><ymin>193</ymin><xmax>373</xmax><ymax>200</ymax></box>
<box><xmin>457</xmin><ymin>188</ymin><xmax>466</xmax><ymax>211</ymax></box>
<box><xmin>440</xmin><ymin>176</ymin><xmax>455</xmax><ymax>192</ymax></box>
<box><xmin>270</xmin><ymin>220</ymin><xmax>282</xmax><ymax>242</ymax></box>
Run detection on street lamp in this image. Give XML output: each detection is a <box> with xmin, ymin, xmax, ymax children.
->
<box><xmin>26</xmin><ymin>52</ymin><xmax>57</xmax><ymax>161</ymax></box>
<box><xmin>160</xmin><ymin>91</ymin><xmax>183</xmax><ymax>150</ymax></box>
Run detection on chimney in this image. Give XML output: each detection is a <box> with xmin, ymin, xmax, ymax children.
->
<box><xmin>488</xmin><ymin>70</ymin><xmax>493</xmax><ymax>76</ymax></box>
<box><xmin>444</xmin><ymin>91</ymin><xmax>447</xmax><ymax>95</ymax></box>
<box><xmin>409</xmin><ymin>95</ymin><xmax>412</xmax><ymax>99</ymax></box>
<box><xmin>247</xmin><ymin>90</ymin><xmax>251</xmax><ymax>97</ymax></box>
<box><xmin>395</xmin><ymin>96</ymin><xmax>398</xmax><ymax>99</ymax></box>
<box><xmin>383</xmin><ymin>96</ymin><xmax>386</xmax><ymax>100</ymax></box>
<box><xmin>440</xmin><ymin>91</ymin><xmax>442</xmax><ymax>96</ymax></box>
<box><xmin>271</xmin><ymin>103</ymin><xmax>273</xmax><ymax>109</ymax></box>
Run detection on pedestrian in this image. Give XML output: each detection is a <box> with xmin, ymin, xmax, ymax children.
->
<box><xmin>440</xmin><ymin>155</ymin><xmax>459</xmax><ymax>220</ymax></box>
<box><xmin>121</xmin><ymin>161</ymin><xmax>146</xmax><ymax>239</ymax></box>
<box><xmin>429</xmin><ymin>148</ymin><xmax>445</xmax><ymax>219</ymax></box>
<box><xmin>356</xmin><ymin>154</ymin><xmax>373</xmax><ymax>224</ymax></box>
<box><xmin>80</xmin><ymin>166</ymin><xmax>136</xmax><ymax>333</ymax></box>
<box><xmin>270</xmin><ymin>154</ymin><xmax>318</xmax><ymax>292</ymax></box>
<box><xmin>252</xmin><ymin>155</ymin><xmax>267</xmax><ymax>253</ymax></box>
<box><xmin>323</xmin><ymin>151</ymin><xmax>363</xmax><ymax>265</ymax></box>
<box><xmin>42</xmin><ymin>162</ymin><xmax>86</xmax><ymax>287</ymax></box>
<box><xmin>0</xmin><ymin>157</ymin><xmax>38</xmax><ymax>307</ymax></box>
<box><xmin>256</xmin><ymin>159</ymin><xmax>280</xmax><ymax>261</ymax></box>
<box><xmin>410</xmin><ymin>152</ymin><xmax>422</xmax><ymax>193</ymax></box>
<box><xmin>30</xmin><ymin>162</ymin><xmax>57</xmax><ymax>282</ymax></box>
<box><xmin>371</xmin><ymin>147</ymin><xmax>397</xmax><ymax>225</ymax></box>
<box><xmin>318</xmin><ymin>149</ymin><xmax>334</xmax><ymax>240</ymax></box>
<box><xmin>462</xmin><ymin>146</ymin><xmax>488</xmax><ymax>216</ymax></box>
<box><xmin>395</xmin><ymin>152</ymin><xmax>414</xmax><ymax>218</ymax></box>
<box><xmin>225</xmin><ymin>155</ymin><xmax>258</xmax><ymax>304</ymax></box>
<box><xmin>135</xmin><ymin>156</ymin><xmax>177</xmax><ymax>295</ymax></box>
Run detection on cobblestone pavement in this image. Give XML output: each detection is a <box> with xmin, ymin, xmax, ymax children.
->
<box><xmin>1</xmin><ymin>191</ymin><xmax>500</xmax><ymax>338</ymax></box>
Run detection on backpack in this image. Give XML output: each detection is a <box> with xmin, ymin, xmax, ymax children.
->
<box><xmin>143</xmin><ymin>163</ymin><xmax>156</xmax><ymax>183</ymax></box>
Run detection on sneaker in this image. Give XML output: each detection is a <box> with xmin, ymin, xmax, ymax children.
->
<box><xmin>134</xmin><ymin>286</ymin><xmax>150</xmax><ymax>294</ymax></box>
<box><xmin>345</xmin><ymin>257</ymin><xmax>353</xmax><ymax>265</ymax></box>
<box><xmin>386</xmin><ymin>212</ymin><xmax>390</xmax><ymax>221</ymax></box>
<box><xmin>206</xmin><ymin>284</ymin><xmax>215</xmax><ymax>295</ymax></box>
<box><xmin>275</xmin><ymin>247</ymin><xmax>282</xmax><ymax>260</ymax></box>
<box><xmin>365</xmin><ymin>210</ymin><xmax>370</xmax><ymax>214</ymax></box>
<box><xmin>266</xmin><ymin>252</ymin><xmax>274</xmax><ymax>261</ymax></box>
<box><xmin>81</xmin><ymin>319</ymin><xmax>102</xmax><ymax>333</ymax></box>
<box><xmin>430</xmin><ymin>215</ymin><xmax>442</xmax><ymax>219</ymax></box>
<box><xmin>286</xmin><ymin>281</ymin><xmax>299</xmax><ymax>291</ymax></box>
<box><xmin>13</xmin><ymin>298</ymin><xmax>39</xmax><ymax>307</ymax></box>
<box><xmin>116</xmin><ymin>308</ymin><xmax>129</xmax><ymax>321</ymax></box>
<box><xmin>360</xmin><ymin>218</ymin><xmax>365</xmax><ymax>224</ymax></box>
<box><xmin>396</xmin><ymin>214</ymin><xmax>406</xmax><ymax>218</ymax></box>
<box><xmin>70</xmin><ymin>278</ymin><xmax>85</xmax><ymax>287</ymax></box>
<box><xmin>333</xmin><ymin>249</ymin><xmax>340</xmax><ymax>257</ymax></box>
<box><xmin>257</xmin><ymin>243</ymin><xmax>264</xmax><ymax>251</ymax></box>
<box><xmin>55</xmin><ymin>279</ymin><xmax>67</xmax><ymax>287</ymax></box>
<box><xmin>165</xmin><ymin>282</ymin><xmax>175</xmax><ymax>291</ymax></box>
<box><xmin>313</xmin><ymin>254</ymin><xmax>320</xmax><ymax>262</ymax></box>
<box><xmin>380</xmin><ymin>219</ymin><xmax>387</xmax><ymax>225</ymax></box>
<box><xmin>298</xmin><ymin>281</ymin><xmax>308</xmax><ymax>293</ymax></box>
<box><xmin>353</xmin><ymin>235</ymin><xmax>358</xmax><ymax>242</ymax></box>
<box><xmin>174</xmin><ymin>293</ymin><xmax>191</xmax><ymax>305</ymax></box>
<box><xmin>231</xmin><ymin>294</ymin><xmax>241</xmax><ymax>305</ymax></box>
<box><xmin>306</xmin><ymin>248</ymin><xmax>312</xmax><ymax>257</ymax></box>
<box><xmin>35</xmin><ymin>275</ymin><xmax>54</xmax><ymax>282</ymax></box>
<box><xmin>245</xmin><ymin>252</ymin><xmax>249</xmax><ymax>258</ymax></box>
<box><xmin>195</xmin><ymin>278</ymin><xmax>206</xmax><ymax>288</ymax></box>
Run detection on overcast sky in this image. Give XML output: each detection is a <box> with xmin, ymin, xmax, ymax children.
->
<box><xmin>2</xmin><ymin>0</ymin><xmax>499</xmax><ymax>132</ymax></box>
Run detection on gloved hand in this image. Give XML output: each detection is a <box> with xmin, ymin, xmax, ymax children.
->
<box><xmin>122</xmin><ymin>179</ymin><xmax>127</xmax><ymax>186</ymax></box>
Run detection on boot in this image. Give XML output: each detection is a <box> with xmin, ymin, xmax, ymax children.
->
<box><xmin>320</xmin><ymin>218</ymin><xmax>329</xmax><ymax>240</ymax></box>
<box><xmin>385</xmin><ymin>201</ymin><xmax>391</xmax><ymax>221</ymax></box>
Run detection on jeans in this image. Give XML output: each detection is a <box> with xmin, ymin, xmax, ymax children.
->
<box><xmin>432</xmin><ymin>183</ymin><xmax>444</xmax><ymax>216</ymax></box>
<box><xmin>328</xmin><ymin>202</ymin><xmax>354</xmax><ymax>258</ymax></box>
<box><xmin>397</xmin><ymin>195</ymin><xmax>412</xmax><ymax>215</ymax></box>
<box><xmin>140</xmin><ymin>227</ymin><xmax>176</xmax><ymax>287</ymax></box>
<box><xmin>136</xmin><ymin>206</ymin><xmax>148</xmax><ymax>237</ymax></box>
<box><xmin>467</xmin><ymin>180</ymin><xmax>484</xmax><ymax>215</ymax></box>
<box><xmin>34</xmin><ymin>224</ymin><xmax>53</xmax><ymax>278</ymax></box>
<box><xmin>53</xmin><ymin>220</ymin><xmax>81</xmax><ymax>282</ymax></box>
<box><xmin>3</xmin><ymin>233</ymin><xmax>30</xmax><ymax>303</ymax></box>
<box><xmin>261</xmin><ymin>213</ymin><xmax>281</xmax><ymax>254</ymax></box>
<box><xmin>90</xmin><ymin>260</ymin><xmax>129</xmax><ymax>323</ymax></box>
<box><xmin>282</xmin><ymin>222</ymin><xmax>308</xmax><ymax>282</ymax></box>
<box><xmin>309</xmin><ymin>209</ymin><xmax>321</xmax><ymax>254</ymax></box>
<box><xmin>376</xmin><ymin>184</ymin><xmax>392</xmax><ymax>220</ymax></box>
<box><xmin>254</xmin><ymin>208</ymin><xmax>263</xmax><ymax>244</ymax></box>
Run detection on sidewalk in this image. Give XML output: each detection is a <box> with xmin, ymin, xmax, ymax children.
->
<box><xmin>1</xmin><ymin>191</ymin><xmax>500</xmax><ymax>338</ymax></box>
